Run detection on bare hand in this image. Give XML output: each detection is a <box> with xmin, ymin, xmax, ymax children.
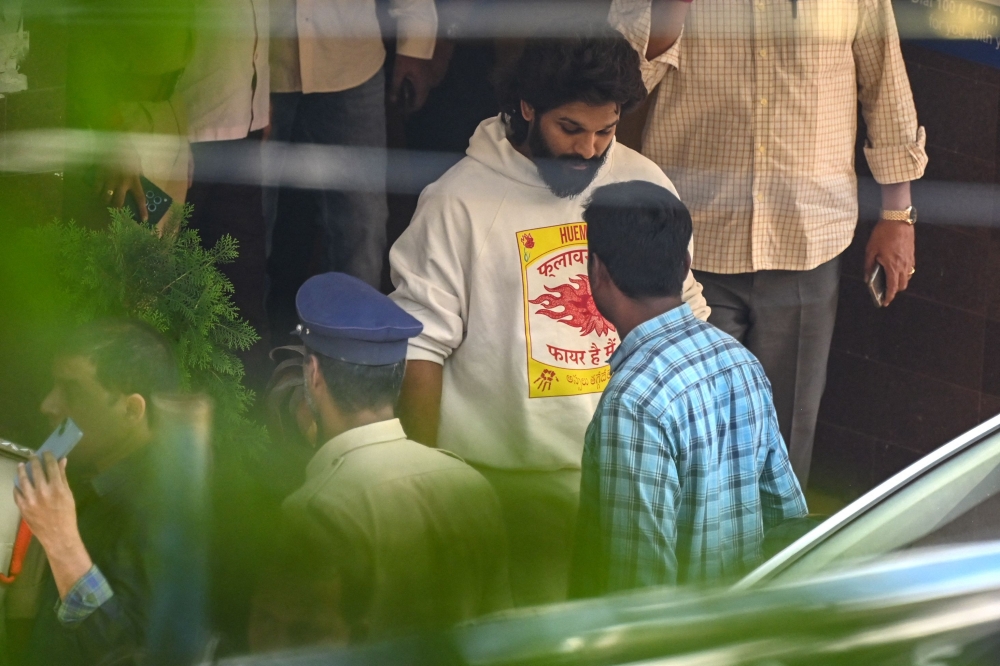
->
<box><xmin>96</xmin><ymin>140</ymin><xmax>147</xmax><ymax>222</ymax></box>
<box><xmin>427</xmin><ymin>40</ymin><xmax>455</xmax><ymax>89</ymax></box>
<box><xmin>865</xmin><ymin>220</ymin><xmax>915</xmax><ymax>307</ymax></box>
<box><xmin>14</xmin><ymin>454</ymin><xmax>93</xmax><ymax>599</ymax></box>
<box><xmin>15</xmin><ymin>455</ymin><xmax>80</xmax><ymax>553</ymax></box>
<box><xmin>390</xmin><ymin>55</ymin><xmax>433</xmax><ymax>113</ymax></box>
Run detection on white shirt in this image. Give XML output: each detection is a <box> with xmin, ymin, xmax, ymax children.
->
<box><xmin>177</xmin><ymin>0</ymin><xmax>270</xmax><ymax>143</ymax></box>
<box><xmin>270</xmin><ymin>0</ymin><xmax>437</xmax><ymax>94</ymax></box>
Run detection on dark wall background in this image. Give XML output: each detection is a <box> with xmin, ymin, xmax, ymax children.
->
<box><xmin>810</xmin><ymin>44</ymin><xmax>1000</xmax><ymax>503</ymax></box>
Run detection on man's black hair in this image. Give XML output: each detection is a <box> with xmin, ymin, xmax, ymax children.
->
<box><xmin>311</xmin><ymin>354</ymin><xmax>405</xmax><ymax>413</ymax></box>
<box><xmin>60</xmin><ymin>318</ymin><xmax>181</xmax><ymax>402</ymax></box>
<box><xmin>497</xmin><ymin>26</ymin><xmax>647</xmax><ymax>145</ymax></box>
<box><xmin>584</xmin><ymin>181</ymin><xmax>693</xmax><ymax>298</ymax></box>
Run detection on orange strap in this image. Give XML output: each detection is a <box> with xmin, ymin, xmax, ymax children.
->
<box><xmin>0</xmin><ymin>520</ymin><xmax>33</xmax><ymax>585</ymax></box>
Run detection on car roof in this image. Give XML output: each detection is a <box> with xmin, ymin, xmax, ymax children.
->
<box><xmin>735</xmin><ymin>411</ymin><xmax>1000</xmax><ymax>589</ymax></box>
<box><xmin>219</xmin><ymin>541</ymin><xmax>1000</xmax><ymax>666</ymax></box>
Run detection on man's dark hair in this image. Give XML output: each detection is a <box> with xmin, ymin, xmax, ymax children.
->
<box><xmin>584</xmin><ymin>181</ymin><xmax>693</xmax><ymax>298</ymax></box>
<box><xmin>60</xmin><ymin>318</ymin><xmax>181</xmax><ymax>402</ymax></box>
<box><xmin>497</xmin><ymin>27</ymin><xmax>647</xmax><ymax>145</ymax></box>
<box><xmin>312</xmin><ymin>354</ymin><xmax>405</xmax><ymax>413</ymax></box>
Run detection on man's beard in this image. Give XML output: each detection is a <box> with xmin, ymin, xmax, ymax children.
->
<box><xmin>528</xmin><ymin>122</ymin><xmax>609</xmax><ymax>198</ymax></box>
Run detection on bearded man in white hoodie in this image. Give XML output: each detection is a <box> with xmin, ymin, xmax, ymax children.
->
<box><xmin>389</xmin><ymin>28</ymin><xmax>710</xmax><ymax>606</ymax></box>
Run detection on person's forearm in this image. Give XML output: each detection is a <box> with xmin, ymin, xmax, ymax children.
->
<box><xmin>646</xmin><ymin>0</ymin><xmax>691</xmax><ymax>60</ymax></box>
<box><xmin>880</xmin><ymin>182</ymin><xmax>912</xmax><ymax>211</ymax></box>
<box><xmin>398</xmin><ymin>360</ymin><xmax>443</xmax><ymax>447</ymax></box>
<box><xmin>43</xmin><ymin>534</ymin><xmax>95</xmax><ymax>600</ymax></box>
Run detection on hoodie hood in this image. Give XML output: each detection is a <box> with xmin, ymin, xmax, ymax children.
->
<box><xmin>465</xmin><ymin>115</ymin><xmax>616</xmax><ymax>191</ymax></box>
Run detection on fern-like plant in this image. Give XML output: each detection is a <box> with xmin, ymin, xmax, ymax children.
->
<box><xmin>27</xmin><ymin>206</ymin><xmax>268</xmax><ymax>459</ymax></box>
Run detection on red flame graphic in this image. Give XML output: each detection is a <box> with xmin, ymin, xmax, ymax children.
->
<box><xmin>530</xmin><ymin>275</ymin><xmax>616</xmax><ymax>337</ymax></box>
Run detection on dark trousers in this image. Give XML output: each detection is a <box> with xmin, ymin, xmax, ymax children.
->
<box><xmin>186</xmin><ymin>132</ymin><xmax>271</xmax><ymax>393</ymax></box>
<box><xmin>693</xmin><ymin>254</ymin><xmax>841</xmax><ymax>489</ymax></box>
<box><xmin>264</xmin><ymin>70</ymin><xmax>388</xmax><ymax>340</ymax></box>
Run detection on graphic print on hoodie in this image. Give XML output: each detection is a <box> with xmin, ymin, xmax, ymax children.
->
<box><xmin>390</xmin><ymin>116</ymin><xmax>709</xmax><ymax>472</ymax></box>
<box><xmin>517</xmin><ymin>223</ymin><xmax>618</xmax><ymax>398</ymax></box>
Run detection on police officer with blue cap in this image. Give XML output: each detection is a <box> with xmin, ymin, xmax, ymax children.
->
<box><xmin>282</xmin><ymin>273</ymin><xmax>512</xmax><ymax>642</ymax></box>
<box><xmin>292</xmin><ymin>271</ymin><xmax>424</xmax><ymax>367</ymax></box>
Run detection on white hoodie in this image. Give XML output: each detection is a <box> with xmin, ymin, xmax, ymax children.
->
<box><xmin>390</xmin><ymin>116</ymin><xmax>710</xmax><ymax>472</ymax></box>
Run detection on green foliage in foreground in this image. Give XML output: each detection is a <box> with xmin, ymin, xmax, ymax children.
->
<box><xmin>28</xmin><ymin>206</ymin><xmax>269</xmax><ymax>459</ymax></box>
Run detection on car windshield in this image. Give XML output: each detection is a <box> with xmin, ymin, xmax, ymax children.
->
<box><xmin>768</xmin><ymin>426</ymin><xmax>1000</xmax><ymax>582</ymax></box>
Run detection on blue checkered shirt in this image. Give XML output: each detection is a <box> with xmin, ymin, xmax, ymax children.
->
<box><xmin>55</xmin><ymin>565</ymin><xmax>114</xmax><ymax>626</ymax></box>
<box><xmin>571</xmin><ymin>304</ymin><xmax>807</xmax><ymax>595</ymax></box>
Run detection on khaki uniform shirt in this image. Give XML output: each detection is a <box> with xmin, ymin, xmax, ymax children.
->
<box><xmin>611</xmin><ymin>0</ymin><xmax>928</xmax><ymax>274</ymax></box>
<box><xmin>283</xmin><ymin>420</ymin><xmax>511</xmax><ymax>639</ymax></box>
<box><xmin>270</xmin><ymin>0</ymin><xmax>437</xmax><ymax>93</ymax></box>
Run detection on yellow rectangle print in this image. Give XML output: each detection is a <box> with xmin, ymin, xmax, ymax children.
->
<box><xmin>517</xmin><ymin>223</ymin><xmax>621</xmax><ymax>399</ymax></box>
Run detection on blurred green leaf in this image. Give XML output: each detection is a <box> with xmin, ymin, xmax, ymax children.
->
<box><xmin>25</xmin><ymin>205</ymin><xmax>268</xmax><ymax>460</ymax></box>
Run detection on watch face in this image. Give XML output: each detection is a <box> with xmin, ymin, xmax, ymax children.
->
<box><xmin>907</xmin><ymin>205</ymin><xmax>917</xmax><ymax>224</ymax></box>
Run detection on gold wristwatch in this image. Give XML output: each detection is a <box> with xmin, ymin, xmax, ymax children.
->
<box><xmin>880</xmin><ymin>205</ymin><xmax>917</xmax><ymax>225</ymax></box>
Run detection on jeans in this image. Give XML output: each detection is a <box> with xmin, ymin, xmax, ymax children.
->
<box><xmin>264</xmin><ymin>70</ymin><xmax>388</xmax><ymax>339</ymax></box>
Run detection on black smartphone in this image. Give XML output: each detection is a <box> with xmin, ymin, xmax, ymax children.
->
<box><xmin>867</xmin><ymin>262</ymin><xmax>886</xmax><ymax>308</ymax></box>
<box><xmin>124</xmin><ymin>176</ymin><xmax>173</xmax><ymax>227</ymax></box>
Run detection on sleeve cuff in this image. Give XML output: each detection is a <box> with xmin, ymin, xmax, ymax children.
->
<box><xmin>637</xmin><ymin>34</ymin><xmax>682</xmax><ymax>92</ymax></box>
<box><xmin>389</xmin><ymin>283</ymin><xmax>465</xmax><ymax>364</ymax></box>
<box><xmin>406</xmin><ymin>340</ymin><xmax>447</xmax><ymax>364</ymax></box>
<box><xmin>392</xmin><ymin>4</ymin><xmax>438</xmax><ymax>61</ymax></box>
<box><xmin>609</xmin><ymin>0</ymin><xmax>681</xmax><ymax>91</ymax></box>
<box><xmin>865</xmin><ymin>126</ymin><xmax>928</xmax><ymax>185</ymax></box>
<box><xmin>55</xmin><ymin>565</ymin><xmax>114</xmax><ymax>627</ymax></box>
<box><xmin>396</xmin><ymin>35</ymin><xmax>437</xmax><ymax>61</ymax></box>
<box><xmin>651</xmin><ymin>30</ymin><xmax>683</xmax><ymax>70</ymax></box>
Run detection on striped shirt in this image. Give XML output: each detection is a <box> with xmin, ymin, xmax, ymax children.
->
<box><xmin>571</xmin><ymin>304</ymin><xmax>807</xmax><ymax>595</ymax></box>
<box><xmin>610</xmin><ymin>0</ymin><xmax>927</xmax><ymax>273</ymax></box>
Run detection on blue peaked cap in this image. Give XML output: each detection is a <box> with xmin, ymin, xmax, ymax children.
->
<box><xmin>294</xmin><ymin>273</ymin><xmax>423</xmax><ymax>366</ymax></box>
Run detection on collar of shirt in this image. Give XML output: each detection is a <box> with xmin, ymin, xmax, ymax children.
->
<box><xmin>306</xmin><ymin>419</ymin><xmax>407</xmax><ymax>479</ymax></box>
<box><xmin>88</xmin><ymin>446</ymin><xmax>153</xmax><ymax>503</ymax></box>
<box><xmin>609</xmin><ymin>303</ymin><xmax>695</xmax><ymax>373</ymax></box>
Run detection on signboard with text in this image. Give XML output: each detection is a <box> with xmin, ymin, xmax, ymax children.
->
<box><xmin>896</xmin><ymin>0</ymin><xmax>1000</xmax><ymax>68</ymax></box>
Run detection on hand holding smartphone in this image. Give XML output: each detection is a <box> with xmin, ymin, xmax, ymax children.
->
<box><xmin>15</xmin><ymin>419</ymin><xmax>83</xmax><ymax>490</ymax></box>
<box><xmin>867</xmin><ymin>262</ymin><xmax>887</xmax><ymax>308</ymax></box>
<box><xmin>124</xmin><ymin>176</ymin><xmax>173</xmax><ymax>228</ymax></box>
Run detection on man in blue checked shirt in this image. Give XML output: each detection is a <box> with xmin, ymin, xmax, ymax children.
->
<box><xmin>12</xmin><ymin>319</ymin><xmax>180</xmax><ymax>665</ymax></box>
<box><xmin>569</xmin><ymin>181</ymin><xmax>807</xmax><ymax>597</ymax></box>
